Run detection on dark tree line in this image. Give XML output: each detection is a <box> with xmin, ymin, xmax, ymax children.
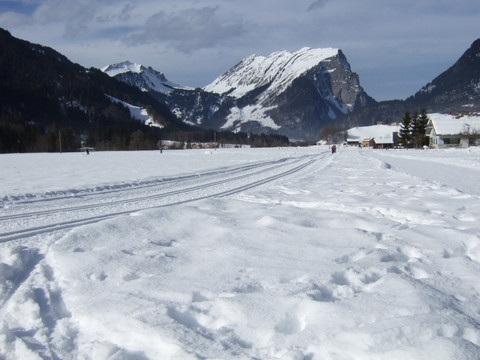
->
<box><xmin>399</xmin><ymin>109</ymin><xmax>430</xmax><ymax>148</ymax></box>
<box><xmin>161</xmin><ymin>130</ymin><xmax>289</xmax><ymax>149</ymax></box>
<box><xmin>0</xmin><ymin>116</ymin><xmax>290</xmax><ymax>153</ymax></box>
<box><xmin>249</xmin><ymin>133</ymin><xmax>289</xmax><ymax>147</ymax></box>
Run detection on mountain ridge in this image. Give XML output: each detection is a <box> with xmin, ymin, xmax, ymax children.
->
<box><xmin>410</xmin><ymin>38</ymin><xmax>480</xmax><ymax>108</ymax></box>
<box><xmin>203</xmin><ymin>47</ymin><xmax>340</xmax><ymax>99</ymax></box>
<box><xmin>104</xmin><ymin>38</ymin><xmax>480</xmax><ymax>137</ymax></box>
<box><xmin>2</xmin><ymin>25</ymin><xmax>479</xmax><ymax>148</ymax></box>
<box><xmin>105</xmin><ymin>47</ymin><xmax>375</xmax><ymax>140</ymax></box>
<box><xmin>334</xmin><ymin>37</ymin><xmax>480</xmax><ymax>131</ymax></box>
<box><xmin>102</xmin><ymin>61</ymin><xmax>192</xmax><ymax>94</ymax></box>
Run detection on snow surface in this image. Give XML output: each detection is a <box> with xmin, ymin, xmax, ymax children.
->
<box><xmin>222</xmin><ymin>105</ymin><xmax>281</xmax><ymax>132</ymax></box>
<box><xmin>1</xmin><ymin>146</ymin><xmax>480</xmax><ymax>359</ymax></box>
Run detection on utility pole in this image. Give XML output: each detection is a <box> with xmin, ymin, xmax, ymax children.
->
<box><xmin>59</xmin><ymin>130</ymin><xmax>62</xmax><ymax>153</ymax></box>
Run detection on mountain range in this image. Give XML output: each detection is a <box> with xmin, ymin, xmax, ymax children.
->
<box><xmin>104</xmin><ymin>47</ymin><xmax>375</xmax><ymax>140</ymax></box>
<box><xmin>1</xmin><ymin>26</ymin><xmax>479</xmax><ymax>150</ymax></box>
<box><xmin>103</xmin><ymin>38</ymin><xmax>480</xmax><ymax>141</ymax></box>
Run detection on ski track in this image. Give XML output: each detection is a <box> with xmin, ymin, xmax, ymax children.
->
<box><xmin>0</xmin><ymin>149</ymin><xmax>330</xmax><ymax>359</ymax></box>
<box><xmin>0</xmin><ymin>152</ymin><xmax>328</xmax><ymax>243</ymax></box>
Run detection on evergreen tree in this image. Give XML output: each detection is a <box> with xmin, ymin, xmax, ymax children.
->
<box><xmin>411</xmin><ymin>109</ymin><xmax>430</xmax><ymax>148</ymax></box>
<box><xmin>411</xmin><ymin>110</ymin><xmax>422</xmax><ymax>148</ymax></box>
<box><xmin>418</xmin><ymin>109</ymin><xmax>430</xmax><ymax>147</ymax></box>
<box><xmin>399</xmin><ymin>110</ymin><xmax>413</xmax><ymax>148</ymax></box>
<box><xmin>399</xmin><ymin>109</ymin><xmax>430</xmax><ymax>149</ymax></box>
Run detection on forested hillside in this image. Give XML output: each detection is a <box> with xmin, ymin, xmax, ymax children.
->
<box><xmin>0</xmin><ymin>29</ymin><xmax>290</xmax><ymax>152</ymax></box>
<box><xmin>0</xmin><ymin>28</ymin><xmax>193</xmax><ymax>152</ymax></box>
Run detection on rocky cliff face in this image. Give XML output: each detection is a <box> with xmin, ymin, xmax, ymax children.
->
<box><xmin>104</xmin><ymin>48</ymin><xmax>375</xmax><ymax>140</ymax></box>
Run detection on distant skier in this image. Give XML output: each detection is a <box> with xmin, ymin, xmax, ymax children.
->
<box><xmin>331</xmin><ymin>145</ymin><xmax>336</xmax><ymax>154</ymax></box>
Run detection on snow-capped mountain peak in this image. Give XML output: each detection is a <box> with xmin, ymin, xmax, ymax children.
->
<box><xmin>203</xmin><ymin>47</ymin><xmax>340</xmax><ymax>98</ymax></box>
<box><xmin>102</xmin><ymin>61</ymin><xmax>191</xmax><ymax>94</ymax></box>
<box><xmin>190</xmin><ymin>47</ymin><xmax>374</xmax><ymax>140</ymax></box>
<box><xmin>102</xmin><ymin>61</ymin><xmax>145</xmax><ymax>77</ymax></box>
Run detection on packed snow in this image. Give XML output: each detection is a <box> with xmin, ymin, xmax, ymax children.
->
<box><xmin>1</xmin><ymin>146</ymin><xmax>480</xmax><ymax>360</ymax></box>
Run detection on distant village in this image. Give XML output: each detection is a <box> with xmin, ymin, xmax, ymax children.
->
<box><xmin>80</xmin><ymin>113</ymin><xmax>480</xmax><ymax>153</ymax></box>
<box><xmin>335</xmin><ymin>113</ymin><xmax>480</xmax><ymax>149</ymax></box>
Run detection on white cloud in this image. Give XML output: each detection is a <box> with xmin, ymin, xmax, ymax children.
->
<box><xmin>124</xmin><ymin>6</ymin><xmax>246</xmax><ymax>52</ymax></box>
<box><xmin>31</xmin><ymin>0</ymin><xmax>96</xmax><ymax>39</ymax></box>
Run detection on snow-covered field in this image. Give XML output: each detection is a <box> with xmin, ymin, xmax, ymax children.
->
<box><xmin>1</xmin><ymin>146</ymin><xmax>480</xmax><ymax>360</ymax></box>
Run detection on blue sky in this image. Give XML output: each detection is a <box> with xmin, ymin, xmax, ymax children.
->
<box><xmin>0</xmin><ymin>0</ymin><xmax>479</xmax><ymax>100</ymax></box>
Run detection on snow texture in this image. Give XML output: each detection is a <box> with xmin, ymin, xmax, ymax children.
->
<box><xmin>1</xmin><ymin>146</ymin><xmax>480</xmax><ymax>359</ymax></box>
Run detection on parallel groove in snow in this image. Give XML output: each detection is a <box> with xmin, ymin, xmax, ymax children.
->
<box><xmin>0</xmin><ymin>152</ymin><xmax>329</xmax><ymax>243</ymax></box>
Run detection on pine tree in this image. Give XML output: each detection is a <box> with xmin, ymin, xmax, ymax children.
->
<box><xmin>399</xmin><ymin>110</ymin><xmax>413</xmax><ymax>148</ymax></box>
<box><xmin>418</xmin><ymin>109</ymin><xmax>430</xmax><ymax>147</ymax></box>
<box><xmin>411</xmin><ymin>109</ymin><xmax>430</xmax><ymax>148</ymax></box>
<box><xmin>411</xmin><ymin>110</ymin><xmax>422</xmax><ymax>148</ymax></box>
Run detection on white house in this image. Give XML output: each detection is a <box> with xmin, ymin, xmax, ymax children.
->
<box><xmin>346</xmin><ymin>124</ymin><xmax>400</xmax><ymax>148</ymax></box>
<box><xmin>426</xmin><ymin>113</ymin><xmax>480</xmax><ymax>149</ymax></box>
